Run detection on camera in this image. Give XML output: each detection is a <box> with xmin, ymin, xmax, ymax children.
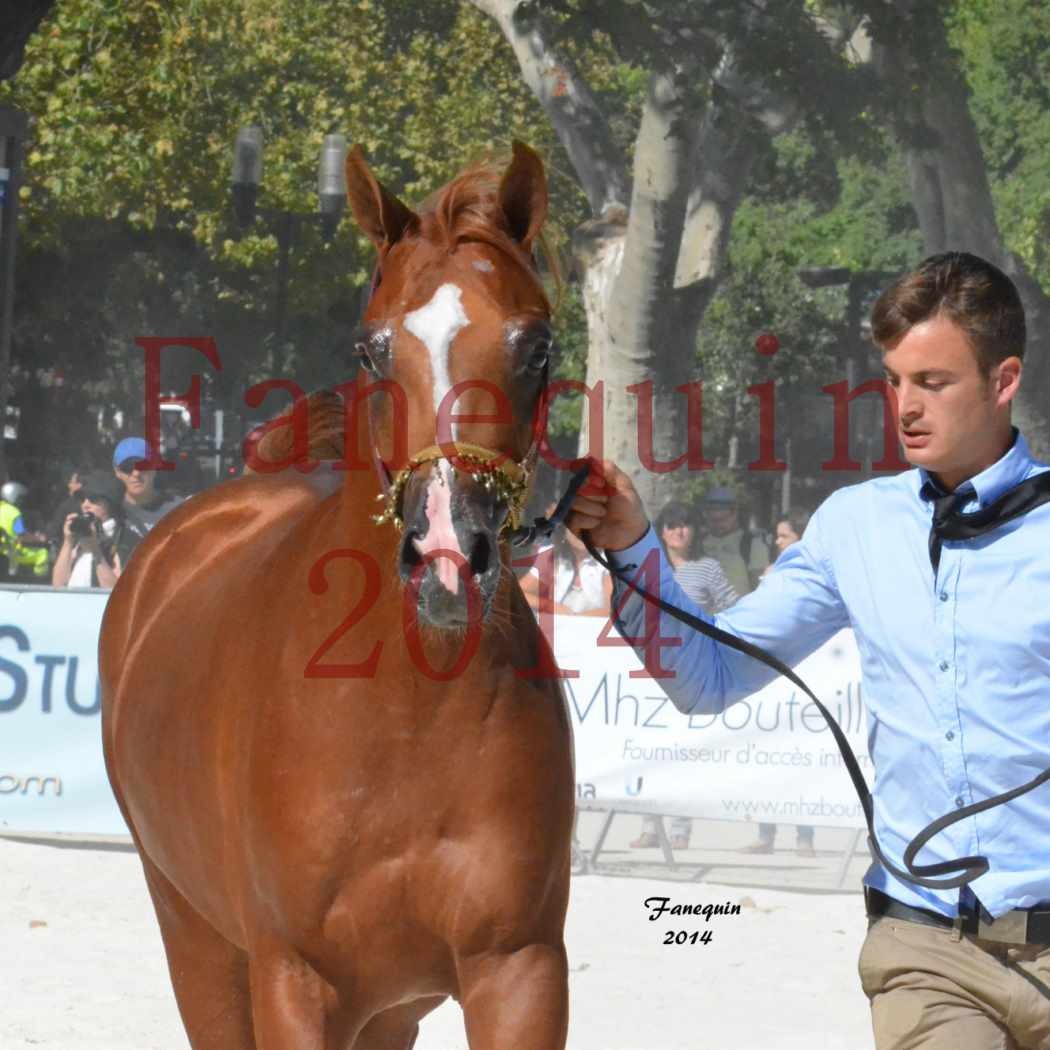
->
<box><xmin>69</xmin><ymin>512</ymin><xmax>98</xmax><ymax>540</ymax></box>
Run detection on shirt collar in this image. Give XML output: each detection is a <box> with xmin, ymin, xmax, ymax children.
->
<box><xmin>917</xmin><ymin>427</ymin><xmax>1033</xmax><ymax>507</ymax></box>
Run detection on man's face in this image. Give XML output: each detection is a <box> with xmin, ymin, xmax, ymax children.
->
<box><xmin>115</xmin><ymin>459</ymin><xmax>157</xmax><ymax>501</ymax></box>
<box><xmin>703</xmin><ymin>503</ymin><xmax>737</xmax><ymax>536</ymax></box>
<box><xmin>881</xmin><ymin>315</ymin><xmax>1021</xmax><ymax>490</ymax></box>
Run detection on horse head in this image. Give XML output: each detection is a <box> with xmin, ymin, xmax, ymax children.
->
<box><xmin>345</xmin><ymin>142</ymin><xmax>553</xmax><ymax>630</ymax></box>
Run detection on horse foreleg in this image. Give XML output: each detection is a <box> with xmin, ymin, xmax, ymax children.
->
<box><xmin>458</xmin><ymin>943</ymin><xmax>569</xmax><ymax>1050</ymax></box>
<box><xmin>140</xmin><ymin>856</ymin><xmax>256</xmax><ymax>1050</ymax></box>
<box><xmin>247</xmin><ymin>941</ymin><xmax>337</xmax><ymax>1050</ymax></box>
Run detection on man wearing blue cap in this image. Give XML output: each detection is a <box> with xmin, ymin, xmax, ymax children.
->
<box><xmin>113</xmin><ymin>437</ymin><xmax>183</xmax><ymax>536</ymax></box>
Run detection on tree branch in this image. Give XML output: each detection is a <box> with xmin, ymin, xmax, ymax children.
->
<box><xmin>674</xmin><ymin>9</ymin><xmax>801</xmax><ymax>293</ymax></box>
<box><xmin>864</xmin><ymin>0</ymin><xmax>1050</xmax><ymax>455</ymax></box>
<box><xmin>467</xmin><ymin>0</ymin><xmax>629</xmax><ymax>217</ymax></box>
<box><xmin>607</xmin><ymin>67</ymin><xmax>700</xmax><ymax>383</ymax></box>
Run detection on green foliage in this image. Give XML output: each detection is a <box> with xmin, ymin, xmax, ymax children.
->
<box><xmin>0</xmin><ymin>0</ymin><xmax>593</xmax><ymax>485</ymax></box>
<box><xmin>693</xmin><ymin>128</ymin><xmax>922</xmax><ymax>490</ymax></box>
<box><xmin>948</xmin><ymin>0</ymin><xmax>1050</xmax><ymax>285</ymax></box>
<box><xmin>1</xmin><ymin>0</ymin><xmax>1045</xmax><ymax>500</ymax></box>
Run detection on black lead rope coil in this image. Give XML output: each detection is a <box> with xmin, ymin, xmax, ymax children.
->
<box><xmin>526</xmin><ymin>464</ymin><xmax>1050</xmax><ymax>890</ymax></box>
<box><xmin>506</xmin><ymin>467</ymin><xmax>591</xmax><ymax>549</ymax></box>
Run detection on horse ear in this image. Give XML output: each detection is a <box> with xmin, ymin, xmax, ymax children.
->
<box><xmin>498</xmin><ymin>141</ymin><xmax>548</xmax><ymax>252</ymax></box>
<box><xmin>345</xmin><ymin>145</ymin><xmax>418</xmax><ymax>250</ymax></box>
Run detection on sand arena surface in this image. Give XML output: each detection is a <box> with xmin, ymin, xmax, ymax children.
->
<box><xmin>1</xmin><ymin>836</ymin><xmax>873</xmax><ymax>1049</ymax></box>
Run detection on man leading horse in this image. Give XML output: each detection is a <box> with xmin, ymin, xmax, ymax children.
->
<box><xmin>569</xmin><ymin>251</ymin><xmax>1050</xmax><ymax>1050</ymax></box>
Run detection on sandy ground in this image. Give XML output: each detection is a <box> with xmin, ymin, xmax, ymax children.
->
<box><xmin>0</xmin><ymin>835</ymin><xmax>873</xmax><ymax>1049</ymax></box>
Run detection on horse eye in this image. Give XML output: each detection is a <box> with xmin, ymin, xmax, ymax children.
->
<box><xmin>527</xmin><ymin>340</ymin><xmax>551</xmax><ymax>374</ymax></box>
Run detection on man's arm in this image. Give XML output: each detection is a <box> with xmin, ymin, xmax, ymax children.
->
<box><xmin>606</xmin><ymin>518</ymin><xmax>848</xmax><ymax>713</ymax></box>
<box><xmin>566</xmin><ymin>460</ymin><xmax>849</xmax><ymax>715</ymax></box>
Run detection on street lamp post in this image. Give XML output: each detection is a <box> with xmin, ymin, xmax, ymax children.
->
<box><xmin>230</xmin><ymin>125</ymin><xmax>348</xmax><ymax>354</ymax></box>
<box><xmin>0</xmin><ymin>105</ymin><xmax>28</xmax><ymax>485</ymax></box>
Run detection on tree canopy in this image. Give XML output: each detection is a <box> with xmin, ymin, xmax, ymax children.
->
<box><xmin>0</xmin><ymin>0</ymin><xmax>1047</xmax><ymax>518</ymax></box>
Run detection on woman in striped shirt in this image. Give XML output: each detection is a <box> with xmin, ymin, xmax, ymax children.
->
<box><xmin>656</xmin><ymin>500</ymin><xmax>738</xmax><ymax>613</ymax></box>
<box><xmin>631</xmin><ymin>500</ymin><xmax>738</xmax><ymax>850</ymax></box>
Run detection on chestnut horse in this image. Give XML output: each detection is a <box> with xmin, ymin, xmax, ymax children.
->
<box><xmin>100</xmin><ymin>143</ymin><xmax>574</xmax><ymax>1050</ymax></box>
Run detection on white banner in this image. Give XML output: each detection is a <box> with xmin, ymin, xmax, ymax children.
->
<box><xmin>0</xmin><ymin>586</ymin><xmax>124</xmax><ymax>835</ymax></box>
<box><xmin>546</xmin><ymin>616</ymin><xmax>871</xmax><ymax>829</ymax></box>
<box><xmin>0</xmin><ymin>590</ymin><xmax>871</xmax><ymax>835</ymax></box>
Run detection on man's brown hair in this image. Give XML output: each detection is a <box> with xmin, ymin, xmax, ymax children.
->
<box><xmin>870</xmin><ymin>251</ymin><xmax>1026</xmax><ymax>374</ymax></box>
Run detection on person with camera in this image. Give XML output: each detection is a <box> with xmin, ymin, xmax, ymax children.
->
<box><xmin>52</xmin><ymin>471</ymin><xmax>141</xmax><ymax>589</ymax></box>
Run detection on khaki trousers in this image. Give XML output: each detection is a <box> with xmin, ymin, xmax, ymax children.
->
<box><xmin>859</xmin><ymin>916</ymin><xmax>1050</xmax><ymax>1049</ymax></box>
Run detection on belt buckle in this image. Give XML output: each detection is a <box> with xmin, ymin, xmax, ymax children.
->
<box><xmin>976</xmin><ymin>909</ymin><xmax>1028</xmax><ymax>944</ymax></box>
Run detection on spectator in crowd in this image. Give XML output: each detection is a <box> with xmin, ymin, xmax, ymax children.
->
<box><xmin>52</xmin><ymin>471</ymin><xmax>141</xmax><ymax>589</ymax></box>
<box><xmin>0</xmin><ymin>481</ymin><xmax>51</xmax><ymax>580</ymax></box>
<box><xmin>113</xmin><ymin>437</ymin><xmax>183</xmax><ymax>535</ymax></box>
<box><xmin>656</xmin><ymin>499</ymin><xmax>739</xmax><ymax>611</ymax></box>
<box><xmin>700</xmin><ymin>486</ymin><xmax>769</xmax><ymax>595</ymax></box>
<box><xmin>762</xmin><ymin>508</ymin><xmax>812</xmax><ymax>578</ymax></box>
<box><xmin>633</xmin><ymin>500</ymin><xmax>740</xmax><ymax>850</ymax></box>
<box><xmin>519</xmin><ymin>505</ymin><xmax>612</xmax><ymax>615</ymax></box>
<box><xmin>745</xmin><ymin>507</ymin><xmax>817</xmax><ymax>858</ymax></box>
<box><xmin>48</xmin><ymin>466</ymin><xmax>87</xmax><ymax>549</ymax></box>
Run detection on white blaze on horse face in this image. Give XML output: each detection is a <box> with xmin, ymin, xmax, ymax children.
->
<box><xmin>405</xmin><ymin>283</ymin><xmax>472</xmax><ymax>595</ymax></box>
<box><xmin>415</xmin><ymin>462</ymin><xmax>466</xmax><ymax>595</ymax></box>
<box><xmin>404</xmin><ymin>282</ymin><xmax>470</xmax><ymax>433</ymax></box>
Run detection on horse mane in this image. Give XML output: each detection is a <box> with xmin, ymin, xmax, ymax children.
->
<box><xmin>242</xmin><ymin>390</ymin><xmax>346</xmax><ymax>473</ymax></box>
<box><xmin>417</xmin><ymin>158</ymin><xmax>559</xmax><ymax>312</ymax></box>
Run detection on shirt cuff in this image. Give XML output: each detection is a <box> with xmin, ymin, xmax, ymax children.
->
<box><xmin>605</xmin><ymin>525</ymin><xmax>660</xmax><ymax>570</ymax></box>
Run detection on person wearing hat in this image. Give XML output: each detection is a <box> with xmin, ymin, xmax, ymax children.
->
<box><xmin>52</xmin><ymin>470</ymin><xmax>141</xmax><ymax>589</ymax></box>
<box><xmin>0</xmin><ymin>480</ymin><xmax>51</xmax><ymax>579</ymax></box>
<box><xmin>47</xmin><ymin>466</ymin><xmax>87</xmax><ymax>551</ymax></box>
<box><xmin>700</xmin><ymin>486</ymin><xmax>769</xmax><ymax>596</ymax></box>
<box><xmin>112</xmin><ymin>436</ymin><xmax>184</xmax><ymax>534</ymax></box>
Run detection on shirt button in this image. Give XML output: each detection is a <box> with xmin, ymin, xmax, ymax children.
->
<box><xmin>939</xmin><ymin>591</ymin><xmax>949</xmax><ymax>602</ymax></box>
<box><xmin>955</xmin><ymin>796</ymin><xmax>965</xmax><ymax>808</ymax></box>
<box><xmin>946</xmin><ymin>731</ymin><xmax>955</xmax><ymax>741</ymax></box>
<box><xmin>939</xmin><ymin>660</ymin><xmax>950</xmax><ymax>671</ymax></box>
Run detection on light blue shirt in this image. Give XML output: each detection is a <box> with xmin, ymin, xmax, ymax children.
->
<box><xmin>609</xmin><ymin>431</ymin><xmax>1050</xmax><ymax>918</ymax></box>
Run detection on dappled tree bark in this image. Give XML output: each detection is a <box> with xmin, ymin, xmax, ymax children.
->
<box><xmin>469</xmin><ymin>0</ymin><xmax>796</xmax><ymax>512</ymax></box>
<box><xmin>868</xmin><ymin>2</ymin><xmax>1050</xmax><ymax>457</ymax></box>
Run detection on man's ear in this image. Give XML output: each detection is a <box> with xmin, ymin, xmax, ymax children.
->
<box><xmin>345</xmin><ymin>145</ymin><xmax>419</xmax><ymax>250</ymax></box>
<box><xmin>996</xmin><ymin>355</ymin><xmax>1023</xmax><ymax>406</ymax></box>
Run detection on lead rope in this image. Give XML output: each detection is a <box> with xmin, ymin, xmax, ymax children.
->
<box><xmin>523</xmin><ymin>467</ymin><xmax>1049</xmax><ymax>890</ymax></box>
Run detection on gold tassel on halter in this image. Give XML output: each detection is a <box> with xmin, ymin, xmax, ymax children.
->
<box><xmin>372</xmin><ymin>441</ymin><xmax>532</xmax><ymax>534</ymax></box>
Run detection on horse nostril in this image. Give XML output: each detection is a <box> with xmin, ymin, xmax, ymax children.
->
<box><xmin>400</xmin><ymin>530</ymin><xmax>423</xmax><ymax>569</ymax></box>
<box><xmin>469</xmin><ymin>533</ymin><xmax>492</xmax><ymax>577</ymax></box>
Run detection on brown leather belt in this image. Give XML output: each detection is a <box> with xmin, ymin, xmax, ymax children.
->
<box><xmin>866</xmin><ymin>887</ymin><xmax>1050</xmax><ymax>946</ymax></box>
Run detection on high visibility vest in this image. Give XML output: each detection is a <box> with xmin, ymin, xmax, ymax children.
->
<box><xmin>0</xmin><ymin>500</ymin><xmax>50</xmax><ymax>577</ymax></box>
